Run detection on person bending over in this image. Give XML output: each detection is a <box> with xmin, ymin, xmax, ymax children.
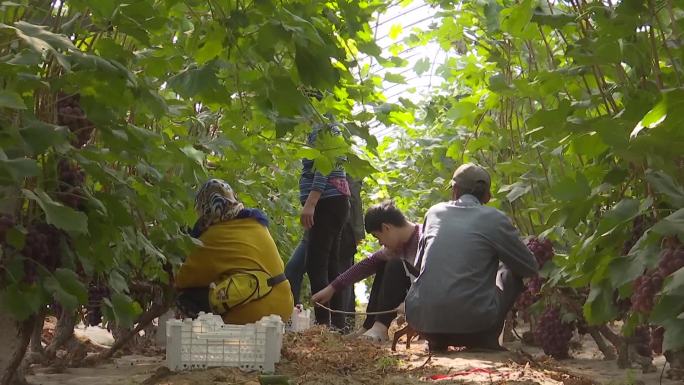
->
<box><xmin>312</xmin><ymin>201</ymin><xmax>419</xmax><ymax>342</ymax></box>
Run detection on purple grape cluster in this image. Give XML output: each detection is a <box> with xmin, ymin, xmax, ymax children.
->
<box><xmin>631</xmin><ymin>273</ymin><xmax>663</xmax><ymax>314</ymax></box>
<box><xmin>57</xmin><ymin>93</ymin><xmax>94</xmax><ymax>148</ymax></box>
<box><xmin>21</xmin><ymin>223</ymin><xmax>62</xmax><ymax>280</ymax></box>
<box><xmin>56</xmin><ymin>158</ymin><xmax>86</xmax><ymax>210</ymax></box>
<box><xmin>534</xmin><ymin>306</ymin><xmax>574</xmax><ymax>359</ymax></box>
<box><xmin>515</xmin><ymin>275</ymin><xmax>544</xmax><ymax>310</ymax></box>
<box><xmin>657</xmin><ymin>245</ymin><xmax>684</xmax><ymax>277</ymax></box>
<box><xmin>631</xmin><ymin>243</ymin><xmax>684</xmax><ymax>314</ymax></box>
<box><xmin>527</xmin><ymin>237</ymin><xmax>554</xmax><ymax>268</ymax></box>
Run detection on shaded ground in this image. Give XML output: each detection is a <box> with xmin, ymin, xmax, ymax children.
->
<box><xmin>26</xmin><ymin>325</ymin><xmax>680</xmax><ymax>385</ymax></box>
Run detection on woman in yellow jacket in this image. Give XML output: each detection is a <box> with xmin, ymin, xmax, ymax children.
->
<box><xmin>175</xmin><ymin>179</ymin><xmax>293</xmax><ymax>324</ymax></box>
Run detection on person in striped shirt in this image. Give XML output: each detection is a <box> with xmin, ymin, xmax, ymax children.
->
<box><xmin>300</xmin><ymin>122</ymin><xmax>351</xmax><ymax>327</ymax></box>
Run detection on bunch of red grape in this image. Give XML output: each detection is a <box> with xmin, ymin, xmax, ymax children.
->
<box><xmin>631</xmin><ymin>273</ymin><xmax>663</xmax><ymax>313</ymax></box>
<box><xmin>56</xmin><ymin>158</ymin><xmax>86</xmax><ymax>210</ymax></box>
<box><xmin>21</xmin><ymin>223</ymin><xmax>62</xmax><ymax>280</ymax></box>
<box><xmin>534</xmin><ymin>306</ymin><xmax>574</xmax><ymax>359</ymax></box>
<box><xmin>657</xmin><ymin>245</ymin><xmax>684</xmax><ymax>277</ymax></box>
<box><xmin>86</xmin><ymin>285</ymin><xmax>110</xmax><ymax>327</ymax></box>
<box><xmin>526</xmin><ymin>237</ymin><xmax>554</xmax><ymax>268</ymax></box>
<box><xmin>57</xmin><ymin>92</ymin><xmax>94</xmax><ymax>148</ymax></box>
<box><xmin>631</xmin><ymin>243</ymin><xmax>684</xmax><ymax>314</ymax></box>
<box><xmin>515</xmin><ymin>275</ymin><xmax>544</xmax><ymax>310</ymax></box>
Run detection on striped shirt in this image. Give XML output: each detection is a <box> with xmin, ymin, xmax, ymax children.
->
<box><xmin>298</xmin><ymin>123</ymin><xmax>350</xmax><ymax>204</ymax></box>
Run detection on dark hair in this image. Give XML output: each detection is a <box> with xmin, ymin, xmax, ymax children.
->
<box><xmin>364</xmin><ymin>200</ymin><xmax>408</xmax><ymax>233</ymax></box>
<box><xmin>453</xmin><ymin>181</ymin><xmax>489</xmax><ymax>202</ymax></box>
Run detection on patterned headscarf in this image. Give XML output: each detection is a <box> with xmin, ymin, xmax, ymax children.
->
<box><xmin>194</xmin><ymin>179</ymin><xmax>245</xmax><ymax>234</ymax></box>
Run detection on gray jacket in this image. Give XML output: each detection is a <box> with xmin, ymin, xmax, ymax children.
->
<box><xmin>405</xmin><ymin>195</ymin><xmax>538</xmax><ymax>334</ymax></box>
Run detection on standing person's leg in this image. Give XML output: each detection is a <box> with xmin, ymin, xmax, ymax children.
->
<box><xmin>306</xmin><ymin>196</ymin><xmax>349</xmax><ymax>326</ymax></box>
<box><xmin>328</xmin><ymin>232</ymin><xmax>346</xmax><ymax>330</ymax></box>
<box><xmin>284</xmin><ymin>232</ymin><xmax>309</xmax><ymax>304</ymax></box>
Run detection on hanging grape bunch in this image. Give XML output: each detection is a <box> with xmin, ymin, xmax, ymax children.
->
<box><xmin>526</xmin><ymin>236</ymin><xmax>554</xmax><ymax>267</ymax></box>
<box><xmin>57</xmin><ymin>92</ymin><xmax>95</xmax><ymax>148</ymax></box>
<box><xmin>56</xmin><ymin>158</ymin><xmax>86</xmax><ymax>210</ymax></box>
<box><xmin>514</xmin><ymin>237</ymin><xmax>554</xmax><ymax>313</ymax></box>
<box><xmin>86</xmin><ymin>284</ymin><xmax>110</xmax><ymax>327</ymax></box>
<box><xmin>631</xmin><ymin>241</ymin><xmax>683</xmax><ymax>314</ymax></box>
<box><xmin>657</xmin><ymin>243</ymin><xmax>684</xmax><ymax>278</ymax></box>
<box><xmin>21</xmin><ymin>223</ymin><xmax>62</xmax><ymax>281</ymax></box>
<box><xmin>534</xmin><ymin>306</ymin><xmax>574</xmax><ymax>359</ymax></box>
<box><xmin>515</xmin><ymin>275</ymin><xmax>544</xmax><ymax>311</ymax></box>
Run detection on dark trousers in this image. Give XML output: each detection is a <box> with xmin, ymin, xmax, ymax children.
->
<box><xmin>423</xmin><ymin>264</ymin><xmax>524</xmax><ymax>350</ymax></box>
<box><xmin>337</xmin><ymin>223</ymin><xmax>358</xmax><ymax>331</ymax></box>
<box><xmin>363</xmin><ymin>258</ymin><xmax>411</xmax><ymax>329</ymax></box>
<box><xmin>307</xmin><ymin>196</ymin><xmax>349</xmax><ymax>326</ymax></box>
<box><xmin>284</xmin><ymin>231</ymin><xmax>308</xmax><ymax>304</ymax></box>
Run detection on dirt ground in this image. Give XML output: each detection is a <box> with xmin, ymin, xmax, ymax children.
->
<box><xmin>25</xmin><ymin>325</ymin><xmax>682</xmax><ymax>385</ymax></box>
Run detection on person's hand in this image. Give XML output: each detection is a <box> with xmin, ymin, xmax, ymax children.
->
<box><xmin>300</xmin><ymin>203</ymin><xmax>315</xmax><ymax>229</ymax></box>
<box><xmin>311</xmin><ymin>285</ymin><xmax>336</xmax><ymax>305</ymax></box>
<box><xmin>396</xmin><ymin>302</ymin><xmax>405</xmax><ymax>315</ymax></box>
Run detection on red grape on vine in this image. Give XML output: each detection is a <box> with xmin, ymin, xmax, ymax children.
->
<box><xmin>526</xmin><ymin>237</ymin><xmax>554</xmax><ymax>268</ymax></box>
<box><xmin>56</xmin><ymin>92</ymin><xmax>95</xmax><ymax>148</ymax></box>
<box><xmin>631</xmin><ymin>273</ymin><xmax>663</xmax><ymax>314</ymax></box>
<box><xmin>534</xmin><ymin>306</ymin><xmax>574</xmax><ymax>359</ymax></box>
<box><xmin>21</xmin><ymin>223</ymin><xmax>62</xmax><ymax>280</ymax></box>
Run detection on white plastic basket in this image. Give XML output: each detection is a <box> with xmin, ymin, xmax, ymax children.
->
<box><xmin>165</xmin><ymin>312</ymin><xmax>284</xmax><ymax>373</ymax></box>
<box><xmin>285</xmin><ymin>306</ymin><xmax>313</xmax><ymax>332</ymax></box>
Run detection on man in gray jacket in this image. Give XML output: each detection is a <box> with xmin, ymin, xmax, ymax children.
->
<box><xmin>405</xmin><ymin>163</ymin><xmax>538</xmax><ymax>352</ymax></box>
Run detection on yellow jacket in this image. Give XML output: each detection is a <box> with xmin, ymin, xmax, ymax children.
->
<box><xmin>175</xmin><ymin>218</ymin><xmax>293</xmax><ymax>324</ymax></box>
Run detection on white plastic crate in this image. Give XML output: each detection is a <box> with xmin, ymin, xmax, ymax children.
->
<box><xmin>285</xmin><ymin>305</ymin><xmax>313</xmax><ymax>332</ymax></box>
<box><xmin>165</xmin><ymin>312</ymin><xmax>284</xmax><ymax>373</ymax></box>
